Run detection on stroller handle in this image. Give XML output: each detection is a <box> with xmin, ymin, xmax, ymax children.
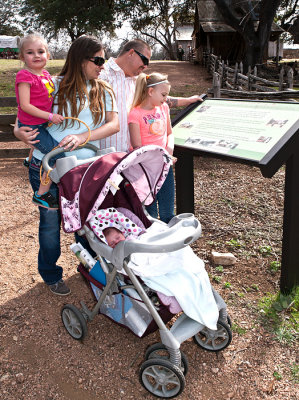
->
<box><xmin>42</xmin><ymin>143</ymin><xmax>100</xmax><ymax>172</ymax></box>
<box><xmin>84</xmin><ymin>214</ymin><xmax>202</xmax><ymax>269</ymax></box>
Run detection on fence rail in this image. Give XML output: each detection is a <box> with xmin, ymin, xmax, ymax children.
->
<box><xmin>204</xmin><ymin>52</ymin><xmax>299</xmax><ymax>101</ymax></box>
<box><xmin>0</xmin><ymin>97</ymin><xmax>30</xmax><ymax>157</ymax></box>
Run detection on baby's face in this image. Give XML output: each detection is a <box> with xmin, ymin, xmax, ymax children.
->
<box><xmin>105</xmin><ymin>229</ymin><xmax>125</xmax><ymax>248</ymax></box>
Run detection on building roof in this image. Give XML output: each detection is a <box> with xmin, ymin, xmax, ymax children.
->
<box><xmin>200</xmin><ymin>20</ymin><xmax>283</xmax><ymax>33</ymax></box>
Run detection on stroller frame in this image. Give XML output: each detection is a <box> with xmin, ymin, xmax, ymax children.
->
<box><xmin>43</xmin><ymin>145</ymin><xmax>232</xmax><ymax>398</ymax></box>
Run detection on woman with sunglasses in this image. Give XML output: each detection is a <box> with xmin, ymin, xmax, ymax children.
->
<box><xmin>14</xmin><ymin>35</ymin><xmax>119</xmax><ymax>295</ymax></box>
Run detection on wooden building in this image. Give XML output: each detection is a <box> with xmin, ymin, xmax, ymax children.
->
<box><xmin>192</xmin><ymin>0</ymin><xmax>284</xmax><ymax>64</ymax></box>
<box><xmin>174</xmin><ymin>24</ymin><xmax>193</xmax><ymax>60</ymax></box>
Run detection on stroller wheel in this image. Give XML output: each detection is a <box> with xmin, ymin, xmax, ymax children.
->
<box><xmin>145</xmin><ymin>343</ymin><xmax>189</xmax><ymax>376</ymax></box>
<box><xmin>61</xmin><ymin>304</ymin><xmax>88</xmax><ymax>340</ymax></box>
<box><xmin>139</xmin><ymin>359</ymin><xmax>185</xmax><ymax>398</ymax></box>
<box><xmin>193</xmin><ymin>320</ymin><xmax>232</xmax><ymax>352</ymax></box>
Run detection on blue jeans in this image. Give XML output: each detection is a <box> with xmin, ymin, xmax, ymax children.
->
<box><xmin>29</xmin><ymin>156</ymin><xmax>63</xmax><ymax>285</ymax></box>
<box><xmin>146</xmin><ymin>167</ymin><xmax>175</xmax><ymax>223</ymax></box>
<box><xmin>19</xmin><ymin>121</ymin><xmax>64</xmax><ymax>167</ymax></box>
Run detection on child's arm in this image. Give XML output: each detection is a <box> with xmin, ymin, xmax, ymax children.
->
<box><xmin>166</xmin><ymin>113</ymin><xmax>177</xmax><ymax>163</ymax></box>
<box><xmin>129</xmin><ymin>123</ymin><xmax>142</xmax><ymax>148</ymax></box>
<box><xmin>18</xmin><ymin>82</ymin><xmax>64</xmax><ymax>124</ymax></box>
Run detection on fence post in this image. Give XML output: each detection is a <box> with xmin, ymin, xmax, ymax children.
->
<box><xmin>279</xmin><ymin>67</ymin><xmax>285</xmax><ymax>91</ymax></box>
<box><xmin>239</xmin><ymin>61</ymin><xmax>243</xmax><ymax>75</ymax></box>
<box><xmin>287</xmin><ymin>68</ymin><xmax>294</xmax><ymax>89</ymax></box>
<box><xmin>233</xmin><ymin>62</ymin><xmax>239</xmax><ymax>88</ymax></box>
<box><xmin>213</xmin><ymin>72</ymin><xmax>221</xmax><ymax>98</ymax></box>
<box><xmin>253</xmin><ymin>66</ymin><xmax>257</xmax><ymax>91</ymax></box>
<box><xmin>247</xmin><ymin>66</ymin><xmax>252</xmax><ymax>91</ymax></box>
<box><xmin>221</xmin><ymin>60</ymin><xmax>226</xmax><ymax>88</ymax></box>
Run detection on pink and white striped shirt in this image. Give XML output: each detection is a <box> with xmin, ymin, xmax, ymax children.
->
<box><xmin>100</xmin><ymin>58</ymin><xmax>137</xmax><ymax>152</ymax></box>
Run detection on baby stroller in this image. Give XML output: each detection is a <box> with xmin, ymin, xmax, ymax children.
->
<box><xmin>43</xmin><ymin>144</ymin><xmax>232</xmax><ymax>399</ymax></box>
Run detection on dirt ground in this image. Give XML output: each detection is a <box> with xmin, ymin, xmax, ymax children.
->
<box><xmin>0</xmin><ymin>61</ymin><xmax>298</xmax><ymax>400</ymax></box>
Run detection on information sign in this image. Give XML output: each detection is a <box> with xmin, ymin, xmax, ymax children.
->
<box><xmin>173</xmin><ymin>98</ymin><xmax>299</xmax><ymax>169</ymax></box>
<box><xmin>172</xmin><ymin>98</ymin><xmax>299</xmax><ymax>292</ymax></box>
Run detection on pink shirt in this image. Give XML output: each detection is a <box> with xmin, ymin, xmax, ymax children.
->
<box><xmin>128</xmin><ymin>103</ymin><xmax>170</xmax><ymax>149</ymax></box>
<box><xmin>15</xmin><ymin>69</ymin><xmax>55</xmax><ymax>125</ymax></box>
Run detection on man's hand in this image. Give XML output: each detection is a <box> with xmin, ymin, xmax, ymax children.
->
<box><xmin>187</xmin><ymin>95</ymin><xmax>203</xmax><ymax>104</ymax></box>
<box><xmin>14</xmin><ymin>124</ymin><xmax>39</xmax><ymax>148</ymax></box>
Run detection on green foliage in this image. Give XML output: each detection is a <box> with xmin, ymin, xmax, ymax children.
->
<box><xmin>19</xmin><ymin>0</ymin><xmax>119</xmax><ymax>41</ymax></box>
<box><xmin>231</xmin><ymin>322</ymin><xmax>246</xmax><ymax>335</ymax></box>
<box><xmin>212</xmin><ymin>275</ymin><xmax>222</xmax><ymax>283</ymax></box>
<box><xmin>223</xmin><ymin>282</ymin><xmax>232</xmax><ymax>289</ymax></box>
<box><xmin>249</xmin><ymin>284</ymin><xmax>260</xmax><ymax>292</ymax></box>
<box><xmin>226</xmin><ymin>238</ymin><xmax>242</xmax><ymax>248</ymax></box>
<box><xmin>120</xmin><ymin>0</ymin><xmax>196</xmax><ymax>59</ymax></box>
<box><xmin>273</xmin><ymin>370</ymin><xmax>282</xmax><ymax>380</ymax></box>
<box><xmin>0</xmin><ymin>0</ymin><xmax>23</xmax><ymax>36</ymax></box>
<box><xmin>258</xmin><ymin>287</ymin><xmax>299</xmax><ymax>344</ymax></box>
<box><xmin>269</xmin><ymin>260</ymin><xmax>281</xmax><ymax>273</ymax></box>
<box><xmin>258</xmin><ymin>245</ymin><xmax>273</xmax><ymax>256</ymax></box>
<box><xmin>290</xmin><ymin>362</ymin><xmax>299</xmax><ymax>383</ymax></box>
<box><xmin>215</xmin><ymin>265</ymin><xmax>224</xmax><ymax>273</ymax></box>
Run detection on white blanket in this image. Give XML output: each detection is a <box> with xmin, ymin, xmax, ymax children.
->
<box><xmin>128</xmin><ymin>223</ymin><xmax>219</xmax><ymax>330</ymax></box>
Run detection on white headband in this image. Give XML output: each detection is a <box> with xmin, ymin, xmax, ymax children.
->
<box><xmin>147</xmin><ymin>80</ymin><xmax>168</xmax><ymax>87</ymax></box>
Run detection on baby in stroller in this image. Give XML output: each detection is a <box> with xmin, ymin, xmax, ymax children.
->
<box><xmin>43</xmin><ymin>143</ymin><xmax>232</xmax><ymax>398</ymax></box>
<box><xmin>91</xmin><ymin>207</ymin><xmax>219</xmax><ymax>331</ymax></box>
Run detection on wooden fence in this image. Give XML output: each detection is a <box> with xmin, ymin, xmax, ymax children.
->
<box><xmin>0</xmin><ymin>97</ymin><xmax>30</xmax><ymax>157</ymax></box>
<box><xmin>203</xmin><ymin>52</ymin><xmax>299</xmax><ymax>101</ymax></box>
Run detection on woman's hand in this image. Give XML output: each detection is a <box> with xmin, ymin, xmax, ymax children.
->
<box><xmin>58</xmin><ymin>132</ymin><xmax>89</xmax><ymax>150</ymax></box>
<box><xmin>14</xmin><ymin>121</ymin><xmax>39</xmax><ymax>148</ymax></box>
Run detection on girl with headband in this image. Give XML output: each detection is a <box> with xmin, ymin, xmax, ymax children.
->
<box><xmin>128</xmin><ymin>72</ymin><xmax>176</xmax><ymax>223</ymax></box>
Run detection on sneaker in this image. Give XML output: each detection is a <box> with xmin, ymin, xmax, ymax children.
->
<box><xmin>49</xmin><ymin>279</ymin><xmax>71</xmax><ymax>296</ymax></box>
<box><xmin>23</xmin><ymin>157</ymin><xmax>30</xmax><ymax>168</ymax></box>
<box><xmin>32</xmin><ymin>191</ymin><xmax>59</xmax><ymax>210</ymax></box>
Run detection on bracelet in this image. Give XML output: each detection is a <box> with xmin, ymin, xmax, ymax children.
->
<box><xmin>48</xmin><ymin>113</ymin><xmax>53</xmax><ymax>121</ymax></box>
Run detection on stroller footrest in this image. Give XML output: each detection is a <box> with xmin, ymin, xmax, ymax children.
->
<box><xmin>170</xmin><ymin>313</ymin><xmax>204</xmax><ymax>344</ymax></box>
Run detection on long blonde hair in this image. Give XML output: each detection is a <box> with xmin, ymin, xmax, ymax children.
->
<box><xmin>56</xmin><ymin>35</ymin><xmax>114</xmax><ymax>128</ymax></box>
<box><xmin>131</xmin><ymin>72</ymin><xmax>169</xmax><ymax>109</ymax></box>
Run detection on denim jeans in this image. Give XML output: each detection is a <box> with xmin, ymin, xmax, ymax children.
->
<box><xmin>29</xmin><ymin>156</ymin><xmax>63</xmax><ymax>285</ymax></box>
<box><xmin>19</xmin><ymin>121</ymin><xmax>64</xmax><ymax>167</ymax></box>
<box><xmin>146</xmin><ymin>167</ymin><xmax>175</xmax><ymax>223</ymax></box>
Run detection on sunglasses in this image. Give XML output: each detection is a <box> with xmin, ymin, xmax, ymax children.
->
<box><xmin>88</xmin><ymin>56</ymin><xmax>105</xmax><ymax>66</ymax></box>
<box><xmin>133</xmin><ymin>49</ymin><xmax>149</xmax><ymax>66</ymax></box>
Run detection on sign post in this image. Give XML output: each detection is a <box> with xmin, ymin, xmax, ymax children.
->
<box><xmin>173</xmin><ymin>98</ymin><xmax>299</xmax><ymax>292</ymax></box>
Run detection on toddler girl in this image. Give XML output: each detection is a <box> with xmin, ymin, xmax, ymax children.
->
<box><xmin>15</xmin><ymin>34</ymin><xmax>64</xmax><ymax>209</ymax></box>
<box><xmin>128</xmin><ymin>72</ymin><xmax>176</xmax><ymax>223</ymax></box>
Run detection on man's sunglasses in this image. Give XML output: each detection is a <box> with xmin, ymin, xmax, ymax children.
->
<box><xmin>133</xmin><ymin>49</ymin><xmax>149</xmax><ymax>66</ymax></box>
<box><xmin>88</xmin><ymin>56</ymin><xmax>105</xmax><ymax>66</ymax></box>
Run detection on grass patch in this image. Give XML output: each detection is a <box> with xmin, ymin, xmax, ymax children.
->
<box><xmin>290</xmin><ymin>362</ymin><xmax>299</xmax><ymax>383</ymax></box>
<box><xmin>258</xmin><ymin>286</ymin><xmax>299</xmax><ymax>345</ymax></box>
<box><xmin>231</xmin><ymin>322</ymin><xmax>246</xmax><ymax>335</ymax></box>
<box><xmin>0</xmin><ymin>60</ymin><xmax>65</xmax><ymax>97</ymax></box>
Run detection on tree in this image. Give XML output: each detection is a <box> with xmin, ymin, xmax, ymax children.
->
<box><xmin>213</xmin><ymin>0</ymin><xmax>281</xmax><ymax>70</ymax></box>
<box><xmin>276</xmin><ymin>0</ymin><xmax>299</xmax><ymax>43</ymax></box>
<box><xmin>19</xmin><ymin>0</ymin><xmax>120</xmax><ymax>41</ymax></box>
<box><xmin>120</xmin><ymin>0</ymin><xmax>196</xmax><ymax>60</ymax></box>
<box><xmin>0</xmin><ymin>0</ymin><xmax>23</xmax><ymax>36</ymax></box>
